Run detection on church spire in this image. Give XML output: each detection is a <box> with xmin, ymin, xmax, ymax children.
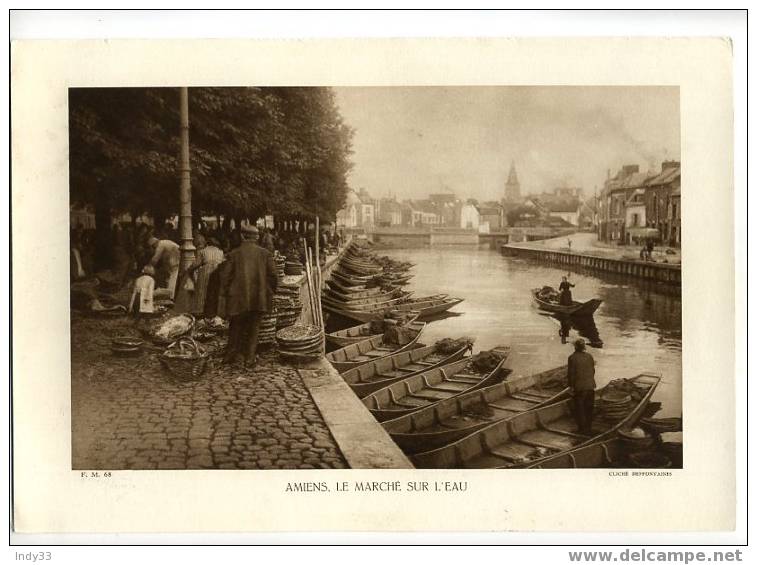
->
<box><xmin>504</xmin><ymin>160</ymin><xmax>521</xmax><ymax>201</ymax></box>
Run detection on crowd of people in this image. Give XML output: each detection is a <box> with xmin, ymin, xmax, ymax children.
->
<box><xmin>70</xmin><ymin>219</ymin><xmax>343</xmax><ymax>314</ymax></box>
<box><xmin>71</xmin><ymin>219</ymin><xmax>344</xmax><ymax>368</ymax></box>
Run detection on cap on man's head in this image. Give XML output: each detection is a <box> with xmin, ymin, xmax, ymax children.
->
<box><xmin>573</xmin><ymin>338</ymin><xmax>586</xmax><ymax>350</ymax></box>
<box><xmin>240</xmin><ymin>224</ymin><xmax>259</xmax><ymax>236</ymax></box>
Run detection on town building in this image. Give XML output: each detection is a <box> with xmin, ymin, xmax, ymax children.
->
<box><xmin>376</xmin><ymin>197</ymin><xmax>403</xmax><ymax>227</ymax></box>
<box><xmin>336</xmin><ymin>188</ymin><xmax>377</xmax><ymax>229</ymax></box>
<box><xmin>459</xmin><ymin>202</ymin><xmax>481</xmax><ymax>230</ymax></box>
<box><xmin>477</xmin><ymin>202</ymin><xmax>505</xmax><ymax>231</ymax></box>
<box><xmin>598</xmin><ymin>161</ymin><xmax>681</xmax><ymax>247</ymax></box>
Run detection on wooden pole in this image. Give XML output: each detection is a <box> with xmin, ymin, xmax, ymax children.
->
<box><xmin>303</xmin><ymin>238</ymin><xmax>317</xmax><ymax>327</ymax></box>
<box><xmin>178</xmin><ymin>87</ymin><xmax>195</xmax><ymax>272</ymax></box>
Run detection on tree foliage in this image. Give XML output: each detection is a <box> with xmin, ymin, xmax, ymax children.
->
<box><xmin>69</xmin><ymin>87</ymin><xmax>354</xmax><ymax>223</ymax></box>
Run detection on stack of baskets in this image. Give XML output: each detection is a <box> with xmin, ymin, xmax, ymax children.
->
<box><xmin>258</xmin><ymin>313</ymin><xmax>278</xmax><ymax>347</ymax></box>
<box><xmin>284</xmin><ymin>260</ymin><xmax>303</xmax><ymax>276</ymax></box>
<box><xmin>276</xmin><ymin>324</ymin><xmax>324</xmax><ymax>361</ymax></box>
<box><xmin>159</xmin><ymin>336</ymin><xmax>209</xmax><ymax>380</ymax></box>
<box><xmin>274</xmin><ymin>283</ymin><xmax>303</xmax><ymax>330</ymax></box>
<box><xmin>273</xmin><ymin>251</ymin><xmax>286</xmax><ymax>279</ymax></box>
<box><xmin>639</xmin><ymin>416</ymin><xmax>682</xmax><ymax>435</ymax></box>
<box><xmin>597</xmin><ymin>390</ymin><xmax>634</xmax><ymax>422</ymax></box>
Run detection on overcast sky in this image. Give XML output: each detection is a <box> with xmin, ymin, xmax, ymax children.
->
<box><xmin>333</xmin><ymin>86</ymin><xmax>680</xmax><ymax>202</ymax></box>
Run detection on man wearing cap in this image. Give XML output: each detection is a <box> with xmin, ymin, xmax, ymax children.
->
<box><xmin>223</xmin><ymin>224</ymin><xmax>278</xmax><ymax>368</ymax></box>
<box><xmin>567</xmin><ymin>338</ymin><xmax>596</xmax><ymax>435</ymax></box>
<box><xmin>147</xmin><ymin>234</ymin><xmax>181</xmax><ymax>299</ymax></box>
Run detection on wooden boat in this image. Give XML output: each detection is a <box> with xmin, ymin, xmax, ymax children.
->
<box><xmin>362</xmin><ymin>347</ymin><xmax>511</xmax><ymax>422</ymax></box>
<box><xmin>339</xmin><ymin>261</ymin><xmax>383</xmax><ymax>275</ymax></box>
<box><xmin>322</xmin><ymin>302</ymin><xmax>393</xmax><ymax>323</ymax></box>
<box><xmin>321</xmin><ymin>294</ymin><xmax>408</xmax><ymax>312</ymax></box>
<box><xmin>532</xmin><ymin>289</ymin><xmax>602</xmax><ymax>317</ymax></box>
<box><xmin>379</xmin><ymin>273</ymin><xmax>413</xmax><ymax>285</ymax></box>
<box><xmin>326</xmin><ymin>321</ymin><xmax>426</xmax><ymax>373</ymax></box>
<box><xmin>341</xmin><ymin>341</ymin><xmax>472</xmax><ymax>397</ymax></box>
<box><xmin>323</xmin><ymin>287</ymin><xmax>411</xmax><ymax>306</ymax></box>
<box><xmin>412</xmin><ymin>373</ymin><xmax>661</xmax><ymax>469</ymax></box>
<box><xmin>326</xmin><ymin>278</ymin><xmax>384</xmax><ymax>296</ymax></box>
<box><xmin>332</xmin><ymin>270</ymin><xmax>377</xmax><ymax>286</ymax></box>
<box><xmin>383</xmin><ymin>365</ymin><xmax>570</xmax><ymax>454</ymax></box>
<box><xmin>325</xmin><ymin>314</ymin><xmax>420</xmax><ymax>348</ymax></box>
<box><xmin>528</xmin><ymin>438</ymin><xmax>623</xmax><ymax>468</ymax></box>
<box><xmin>390</xmin><ymin>296</ymin><xmax>464</xmax><ymax>319</ymax></box>
<box><xmin>400</xmin><ymin>293</ymin><xmax>449</xmax><ymax>305</ymax></box>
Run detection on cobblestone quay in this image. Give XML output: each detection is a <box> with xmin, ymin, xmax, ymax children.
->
<box><xmin>71</xmin><ymin>315</ymin><xmax>347</xmax><ymax>470</ymax></box>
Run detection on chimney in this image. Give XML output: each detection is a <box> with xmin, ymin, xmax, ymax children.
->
<box><xmin>662</xmin><ymin>160</ymin><xmax>680</xmax><ymax>171</ymax></box>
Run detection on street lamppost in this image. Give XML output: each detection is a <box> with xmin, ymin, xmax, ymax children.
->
<box><xmin>178</xmin><ymin>86</ymin><xmax>195</xmax><ymax>272</ymax></box>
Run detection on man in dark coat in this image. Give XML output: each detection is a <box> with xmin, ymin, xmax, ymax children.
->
<box><xmin>567</xmin><ymin>338</ymin><xmax>596</xmax><ymax>435</ymax></box>
<box><xmin>223</xmin><ymin>224</ymin><xmax>278</xmax><ymax>368</ymax></box>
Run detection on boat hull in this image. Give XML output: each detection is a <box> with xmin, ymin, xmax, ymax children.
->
<box><xmin>363</xmin><ymin>350</ymin><xmax>511</xmax><ymax>422</ymax></box>
<box><xmin>384</xmin><ymin>365</ymin><xmax>570</xmax><ymax>454</ymax></box>
<box><xmin>532</xmin><ymin>289</ymin><xmax>602</xmax><ymax>316</ymax></box>
<box><xmin>412</xmin><ymin>373</ymin><xmax>661</xmax><ymax>468</ymax></box>
<box><xmin>326</xmin><ymin>321</ymin><xmax>426</xmax><ymax>373</ymax></box>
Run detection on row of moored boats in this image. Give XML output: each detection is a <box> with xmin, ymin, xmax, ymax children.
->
<box><xmin>322</xmin><ymin>240</ymin><xmax>662</xmax><ymax>469</ymax></box>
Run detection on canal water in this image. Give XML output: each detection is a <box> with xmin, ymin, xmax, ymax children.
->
<box><xmin>380</xmin><ymin>245</ymin><xmax>682</xmax><ymax>418</ymax></box>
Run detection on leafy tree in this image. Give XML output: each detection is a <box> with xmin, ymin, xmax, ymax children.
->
<box><xmin>69</xmin><ymin>87</ymin><xmax>354</xmax><ymax>265</ymax></box>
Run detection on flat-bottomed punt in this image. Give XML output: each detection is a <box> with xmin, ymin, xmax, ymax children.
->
<box><xmin>325</xmin><ymin>314</ymin><xmax>420</xmax><ymax>348</ymax></box>
<box><xmin>390</xmin><ymin>296</ymin><xmax>464</xmax><ymax>320</ymax></box>
<box><xmin>341</xmin><ymin>340</ymin><xmax>472</xmax><ymax>397</ymax></box>
<box><xmin>412</xmin><ymin>373</ymin><xmax>660</xmax><ymax>469</ymax></box>
<box><xmin>531</xmin><ymin>289</ymin><xmax>602</xmax><ymax>317</ymax></box>
<box><xmin>326</xmin><ymin>321</ymin><xmax>426</xmax><ymax>373</ymax></box>
<box><xmin>362</xmin><ymin>347</ymin><xmax>511</xmax><ymax>422</ymax></box>
<box><xmin>383</xmin><ymin>365</ymin><xmax>569</xmax><ymax>454</ymax></box>
<box><xmin>528</xmin><ymin>438</ymin><xmax>623</xmax><ymax>468</ymax></box>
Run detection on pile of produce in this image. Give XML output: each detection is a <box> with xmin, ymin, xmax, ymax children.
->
<box><xmin>536</xmin><ymin>286</ymin><xmax>560</xmax><ymax>303</ymax></box>
<box><xmin>382</xmin><ymin>324</ymin><xmax>416</xmax><ymax>346</ymax></box>
<box><xmin>148</xmin><ymin>314</ymin><xmax>194</xmax><ymax>344</ymax></box>
<box><xmin>618</xmin><ymin>427</ymin><xmax>657</xmax><ymax>450</ymax></box>
<box><xmin>468</xmin><ymin>347</ymin><xmax>510</xmax><ymax>373</ymax></box>
<box><xmin>434</xmin><ymin>337</ymin><xmax>475</xmax><ymax>355</ymax></box>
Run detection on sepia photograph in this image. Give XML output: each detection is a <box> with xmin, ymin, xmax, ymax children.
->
<box><xmin>68</xmin><ymin>85</ymin><xmax>682</xmax><ymax>471</ymax></box>
<box><xmin>11</xmin><ymin>25</ymin><xmax>739</xmax><ymax>538</ymax></box>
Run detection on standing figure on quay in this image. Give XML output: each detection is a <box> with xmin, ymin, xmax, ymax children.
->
<box><xmin>222</xmin><ymin>225</ymin><xmax>279</xmax><ymax>369</ymax></box>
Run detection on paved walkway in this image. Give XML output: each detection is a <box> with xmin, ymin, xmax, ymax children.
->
<box><xmin>71</xmin><ymin>315</ymin><xmax>347</xmax><ymax>470</ymax></box>
<box><xmin>515</xmin><ymin>232</ymin><xmax>681</xmax><ymax>265</ymax></box>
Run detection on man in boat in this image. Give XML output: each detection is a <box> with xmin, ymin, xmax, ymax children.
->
<box><xmin>567</xmin><ymin>338</ymin><xmax>596</xmax><ymax>435</ymax></box>
<box><xmin>223</xmin><ymin>224</ymin><xmax>279</xmax><ymax>369</ymax></box>
<box><xmin>558</xmin><ymin>275</ymin><xmax>575</xmax><ymax>306</ymax></box>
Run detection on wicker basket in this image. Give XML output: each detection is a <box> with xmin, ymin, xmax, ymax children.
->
<box><xmin>159</xmin><ymin>336</ymin><xmax>208</xmax><ymax>380</ymax></box>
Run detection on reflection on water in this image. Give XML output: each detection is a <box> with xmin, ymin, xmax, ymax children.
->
<box><xmin>380</xmin><ymin>246</ymin><xmax>682</xmax><ymax>418</ymax></box>
<box><xmin>550</xmin><ymin>313</ymin><xmax>603</xmax><ymax>348</ymax></box>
